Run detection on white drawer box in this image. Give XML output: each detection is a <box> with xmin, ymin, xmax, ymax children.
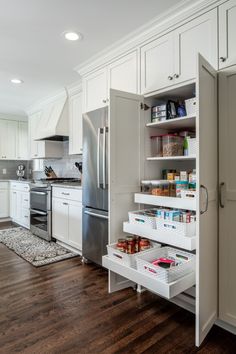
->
<box><xmin>10</xmin><ymin>182</ymin><xmax>30</xmax><ymax>192</ymax></box>
<box><xmin>52</xmin><ymin>187</ymin><xmax>82</xmax><ymax>202</ymax></box>
<box><xmin>0</xmin><ymin>182</ymin><xmax>8</xmax><ymax>190</ymax></box>
<box><xmin>22</xmin><ymin>192</ymin><xmax>30</xmax><ymax>209</ymax></box>
<box><xmin>21</xmin><ymin>208</ymin><xmax>30</xmax><ymax>228</ymax></box>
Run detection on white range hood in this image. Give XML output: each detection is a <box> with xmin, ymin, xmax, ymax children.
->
<box><xmin>35</xmin><ymin>90</ymin><xmax>69</xmax><ymax>141</ymax></box>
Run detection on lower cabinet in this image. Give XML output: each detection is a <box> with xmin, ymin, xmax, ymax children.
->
<box><xmin>10</xmin><ymin>182</ymin><xmax>30</xmax><ymax>228</ymax></box>
<box><xmin>52</xmin><ymin>188</ymin><xmax>82</xmax><ymax>251</ymax></box>
<box><xmin>0</xmin><ymin>182</ymin><xmax>9</xmax><ymax>218</ymax></box>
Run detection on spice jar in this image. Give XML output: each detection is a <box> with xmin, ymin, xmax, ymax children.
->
<box><xmin>126</xmin><ymin>236</ymin><xmax>136</xmax><ymax>254</ymax></box>
<box><xmin>139</xmin><ymin>238</ymin><xmax>151</xmax><ymax>251</ymax></box>
<box><xmin>116</xmin><ymin>239</ymin><xmax>127</xmax><ymax>253</ymax></box>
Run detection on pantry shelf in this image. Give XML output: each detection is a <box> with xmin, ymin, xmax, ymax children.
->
<box><xmin>102</xmin><ymin>255</ymin><xmax>195</xmax><ymax>299</ymax></box>
<box><xmin>134</xmin><ymin>193</ymin><xmax>196</xmax><ymax>211</ymax></box>
<box><xmin>123</xmin><ymin>222</ymin><xmax>196</xmax><ymax>251</ymax></box>
<box><xmin>146</xmin><ymin>115</ymin><xmax>196</xmax><ymax>129</ymax></box>
<box><xmin>146</xmin><ymin>156</ymin><xmax>196</xmax><ymax>161</ymax></box>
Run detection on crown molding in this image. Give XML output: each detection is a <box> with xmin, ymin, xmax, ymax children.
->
<box><xmin>75</xmin><ymin>0</ymin><xmax>223</xmax><ymax>76</ymax></box>
<box><xmin>66</xmin><ymin>80</ymin><xmax>82</xmax><ymax>96</ymax></box>
<box><xmin>0</xmin><ymin>112</ymin><xmax>27</xmax><ymax>121</ymax></box>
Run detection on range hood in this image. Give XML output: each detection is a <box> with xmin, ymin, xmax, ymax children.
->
<box><xmin>35</xmin><ymin>91</ymin><xmax>69</xmax><ymax>141</ymax></box>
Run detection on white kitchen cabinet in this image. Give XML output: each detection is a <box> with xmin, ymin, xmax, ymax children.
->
<box><xmin>219</xmin><ymin>0</ymin><xmax>236</xmax><ymax>69</ymax></box>
<box><xmin>10</xmin><ymin>182</ymin><xmax>30</xmax><ymax>228</ymax></box>
<box><xmin>17</xmin><ymin>121</ymin><xmax>28</xmax><ymax>160</ymax></box>
<box><xmin>52</xmin><ymin>187</ymin><xmax>82</xmax><ymax>251</ymax></box>
<box><xmin>141</xmin><ymin>32</ymin><xmax>175</xmax><ymax>93</ymax></box>
<box><xmin>108</xmin><ymin>51</ymin><xmax>139</xmax><ymax>94</ymax></box>
<box><xmin>219</xmin><ymin>66</ymin><xmax>236</xmax><ymax>327</ymax></box>
<box><xmin>69</xmin><ymin>91</ymin><xmax>83</xmax><ymax>155</ymax></box>
<box><xmin>141</xmin><ymin>9</ymin><xmax>217</xmax><ymax>93</ymax></box>
<box><xmin>82</xmin><ymin>68</ymin><xmax>107</xmax><ymax>113</ymax></box>
<box><xmin>0</xmin><ymin>182</ymin><xmax>9</xmax><ymax>218</ymax></box>
<box><xmin>82</xmin><ymin>51</ymin><xmax>139</xmax><ymax>113</ymax></box>
<box><xmin>0</xmin><ymin>120</ymin><xmax>18</xmax><ymax>160</ymax></box>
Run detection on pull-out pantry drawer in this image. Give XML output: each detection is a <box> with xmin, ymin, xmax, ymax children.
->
<box><xmin>52</xmin><ymin>187</ymin><xmax>82</xmax><ymax>202</ymax></box>
<box><xmin>102</xmin><ymin>255</ymin><xmax>195</xmax><ymax>299</ymax></box>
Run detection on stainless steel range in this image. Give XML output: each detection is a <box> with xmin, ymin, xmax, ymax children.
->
<box><xmin>30</xmin><ymin>178</ymin><xmax>80</xmax><ymax>241</ymax></box>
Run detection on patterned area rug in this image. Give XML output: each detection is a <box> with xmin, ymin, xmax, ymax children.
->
<box><xmin>0</xmin><ymin>227</ymin><xmax>79</xmax><ymax>267</ymax></box>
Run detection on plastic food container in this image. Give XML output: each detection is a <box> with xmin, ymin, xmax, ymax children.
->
<box><xmin>151</xmin><ymin>180</ymin><xmax>170</xmax><ymax>196</ymax></box>
<box><xmin>141</xmin><ymin>180</ymin><xmax>151</xmax><ymax>192</ymax></box>
<box><xmin>150</xmin><ymin>135</ymin><xmax>162</xmax><ymax>157</ymax></box>
<box><xmin>162</xmin><ymin>134</ymin><xmax>184</xmax><ymax>157</ymax></box>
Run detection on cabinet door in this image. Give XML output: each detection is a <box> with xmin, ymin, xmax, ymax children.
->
<box><xmin>0</xmin><ymin>120</ymin><xmax>7</xmax><ymax>159</ymax></box>
<box><xmin>174</xmin><ymin>9</ymin><xmax>217</xmax><ymax>84</ymax></box>
<box><xmin>141</xmin><ymin>32</ymin><xmax>174</xmax><ymax>93</ymax></box>
<box><xmin>0</xmin><ymin>190</ymin><xmax>9</xmax><ymax>218</ymax></box>
<box><xmin>108</xmin><ymin>51</ymin><xmax>139</xmax><ymax>94</ymax></box>
<box><xmin>68</xmin><ymin>201</ymin><xmax>82</xmax><ymax>250</ymax></box>
<box><xmin>219</xmin><ymin>66</ymin><xmax>236</xmax><ymax>327</ymax></box>
<box><xmin>196</xmin><ymin>55</ymin><xmax>218</xmax><ymax>346</ymax></box>
<box><xmin>219</xmin><ymin>0</ymin><xmax>236</xmax><ymax>69</ymax></box>
<box><xmin>52</xmin><ymin>198</ymin><xmax>69</xmax><ymax>242</ymax></box>
<box><xmin>6</xmin><ymin>121</ymin><xmax>18</xmax><ymax>159</ymax></box>
<box><xmin>29</xmin><ymin>111</ymin><xmax>44</xmax><ymax>158</ymax></box>
<box><xmin>69</xmin><ymin>92</ymin><xmax>83</xmax><ymax>155</ymax></box>
<box><xmin>82</xmin><ymin>68</ymin><xmax>107</xmax><ymax>113</ymax></box>
<box><xmin>18</xmin><ymin>122</ymin><xmax>28</xmax><ymax>160</ymax></box>
<box><xmin>10</xmin><ymin>190</ymin><xmax>17</xmax><ymax>219</ymax></box>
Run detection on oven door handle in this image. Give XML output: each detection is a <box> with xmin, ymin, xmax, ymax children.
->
<box><xmin>30</xmin><ymin>191</ymin><xmax>47</xmax><ymax>195</ymax></box>
<box><xmin>30</xmin><ymin>209</ymin><xmax>47</xmax><ymax>216</ymax></box>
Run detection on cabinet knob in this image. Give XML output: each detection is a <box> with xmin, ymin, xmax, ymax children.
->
<box><xmin>174</xmin><ymin>74</ymin><xmax>179</xmax><ymax>79</ymax></box>
<box><xmin>168</xmin><ymin>76</ymin><xmax>173</xmax><ymax>81</ymax></box>
<box><xmin>220</xmin><ymin>57</ymin><xmax>226</xmax><ymax>62</ymax></box>
<box><xmin>102</xmin><ymin>99</ymin><xmax>107</xmax><ymax>103</ymax></box>
<box><xmin>63</xmin><ymin>202</ymin><xmax>68</xmax><ymax>205</ymax></box>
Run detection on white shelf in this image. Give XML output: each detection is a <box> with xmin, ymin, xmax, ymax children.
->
<box><xmin>134</xmin><ymin>193</ymin><xmax>196</xmax><ymax>211</ymax></box>
<box><xmin>102</xmin><ymin>255</ymin><xmax>195</xmax><ymax>299</ymax></box>
<box><xmin>146</xmin><ymin>155</ymin><xmax>196</xmax><ymax>161</ymax></box>
<box><xmin>146</xmin><ymin>115</ymin><xmax>196</xmax><ymax>129</ymax></box>
<box><xmin>123</xmin><ymin>222</ymin><xmax>196</xmax><ymax>251</ymax></box>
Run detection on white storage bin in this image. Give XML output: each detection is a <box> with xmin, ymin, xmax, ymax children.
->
<box><xmin>107</xmin><ymin>242</ymin><xmax>161</xmax><ymax>268</ymax></box>
<box><xmin>136</xmin><ymin>247</ymin><xmax>195</xmax><ymax>283</ymax></box>
<box><xmin>129</xmin><ymin>209</ymin><xmax>157</xmax><ymax>229</ymax></box>
<box><xmin>156</xmin><ymin>219</ymin><xmax>196</xmax><ymax>238</ymax></box>
<box><xmin>187</xmin><ymin>137</ymin><xmax>197</xmax><ymax>155</ymax></box>
<box><xmin>185</xmin><ymin>97</ymin><xmax>196</xmax><ymax>116</ymax></box>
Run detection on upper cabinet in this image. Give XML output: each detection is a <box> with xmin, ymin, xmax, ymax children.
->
<box><xmin>82</xmin><ymin>50</ymin><xmax>139</xmax><ymax>113</ymax></box>
<box><xmin>0</xmin><ymin>119</ymin><xmax>28</xmax><ymax>160</ymax></box>
<box><xmin>219</xmin><ymin>0</ymin><xmax>236</xmax><ymax>69</ymax></box>
<box><xmin>69</xmin><ymin>90</ymin><xmax>83</xmax><ymax>155</ymax></box>
<box><xmin>141</xmin><ymin>9</ymin><xmax>217</xmax><ymax>93</ymax></box>
<box><xmin>82</xmin><ymin>68</ymin><xmax>107</xmax><ymax>113</ymax></box>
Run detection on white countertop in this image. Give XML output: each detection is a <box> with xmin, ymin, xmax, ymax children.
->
<box><xmin>0</xmin><ymin>179</ymin><xmax>32</xmax><ymax>183</ymax></box>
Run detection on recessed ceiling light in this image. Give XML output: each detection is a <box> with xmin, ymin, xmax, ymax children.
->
<box><xmin>64</xmin><ymin>31</ymin><xmax>82</xmax><ymax>41</ymax></box>
<box><xmin>11</xmin><ymin>78</ymin><xmax>23</xmax><ymax>84</ymax></box>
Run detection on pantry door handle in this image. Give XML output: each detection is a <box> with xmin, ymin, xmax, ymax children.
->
<box><xmin>200</xmin><ymin>184</ymin><xmax>208</xmax><ymax>215</ymax></box>
<box><xmin>219</xmin><ymin>182</ymin><xmax>225</xmax><ymax>208</ymax></box>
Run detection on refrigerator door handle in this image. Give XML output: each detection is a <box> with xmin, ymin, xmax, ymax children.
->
<box><xmin>102</xmin><ymin>126</ymin><xmax>106</xmax><ymax>189</ymax></box>
<box><xmin>97</xmin><ymin>128</ymin><xmax>101</xmax><ymax>189</ymax></box>
<box><xmin>84</xmin><ymin>210</ymin><xmax>109</xmax><ymax>220</ymax></box>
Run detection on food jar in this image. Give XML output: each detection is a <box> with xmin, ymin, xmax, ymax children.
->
<box><xmin>162</xmin><ymin>134</ymin><xmax>184</xmax><ymax>157</ymax></box>
<box><xmin>116</xmin><ymin>239</ymin><xmax>127</xmax><ymax>253</ymax></box>
<box><xmin>126</xmin><ymin>236</ymin><xmax>136</xmax><ymax>254</ymax></box>
<box><xmin>151</xmin><ymin>180</ymin><xmax>170</xmax><ymax>196</ymax></box>
<box><xmin>169</xmin><ymin>181</ymin><xmax>176</xmax><ymax>197</ymax></box>
<box><xmin>141</xmin><ymin>180</ymin><xmax>151</xmax><ymax>192</ymax></box>
<box><xmin>150</xmin><ymin>135</ymin><xmax>162</xmax><ymax>157</ymax></box>
<box><xmin>139</xmin><ymin>238</ymin><xmax>151</xmax><ymax>251</ymax></box>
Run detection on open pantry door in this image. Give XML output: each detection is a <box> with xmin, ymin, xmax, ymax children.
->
<box><xmin>196</xmin><ymin>54</ymin><xmax>218</xmax><ymax>346</ymax></box>
<box><xmin>108</xmin><ymin>89</ymin><xmax>144</xmax><ymax>292</ymax></box>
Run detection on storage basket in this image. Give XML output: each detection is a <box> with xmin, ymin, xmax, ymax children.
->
<box><xmin>129</xmin><ymin>209</ymin><xmax>157</xmax><ymax>229</ymax></box>
<box><xmin>136</xmin><ymin>247</ymin><xmax>195</xmax><ymax>283</ymax></box>
<box><xmin>155</xmin><ymin>219</ymin><xmax>196</xmax><ymax>238</ymax></box>
<box><xmin>187</xmin><ymin>137</ymin><xmax>197</xmax><ymax>155</ymax></box>
<box><xmin>180</xmin><ymin>189</ymin><xmax>196</xmax><ymax>199</ymax></box>
<box><xmin>185</xmin><ymin>97</ymin><xmax>197</xmax><ymax>116</ymax></box>
<box><xmin>107</xmin><ymin>241</ymin><xmax>161</xmax><ymax>268</ymax></box>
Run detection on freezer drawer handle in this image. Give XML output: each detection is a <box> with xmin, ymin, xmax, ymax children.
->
<box><xmin>219</xmin><ymin>182</ymin><xmax>225</xmax><ymax>208</ymax></box>
<box><xmin>84</xmin><ymin>210</ymin><xmax>108</xmax><ymax>220</ymax></box>
<box><xmin>200</xmin><ymin>184</ymin><xmax>208</xmax><ymax>215</ymax></box>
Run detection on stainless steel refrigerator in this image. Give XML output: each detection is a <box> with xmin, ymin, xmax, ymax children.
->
<box><xmin>82</xmin><ymin>107</ymin><xmax>108</xmax><ymax>266</ymax></box>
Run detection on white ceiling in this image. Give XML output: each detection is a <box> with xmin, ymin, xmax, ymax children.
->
<box><xmin>0</xmin><ymin>0</ymin><xmax>186</xmax><ymax>116</ymax></box>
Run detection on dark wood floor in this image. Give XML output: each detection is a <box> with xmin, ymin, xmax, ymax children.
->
<box><xmin>0</xmin><ymin>222</ymin><xmax>236</xmax><ymax>353</ymax></box>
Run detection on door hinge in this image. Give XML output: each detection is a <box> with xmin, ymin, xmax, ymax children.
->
<box><xmin>140</xmin><ymin>103</ymin><xmax>150</xmax><ymax>111</ymax></box>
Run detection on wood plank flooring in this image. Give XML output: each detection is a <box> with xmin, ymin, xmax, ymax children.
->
<box><xmin>0</xmin><ymin>222</ymin><xmax>236</xmax><ymax>353</ymax></box>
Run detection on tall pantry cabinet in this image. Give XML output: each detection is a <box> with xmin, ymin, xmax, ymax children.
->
<box><xmin>102</xmin><ymin>55</ymin><xmax>218</xmax><ymax>346</ymax></box>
